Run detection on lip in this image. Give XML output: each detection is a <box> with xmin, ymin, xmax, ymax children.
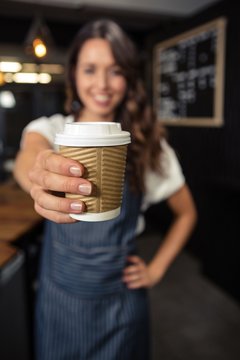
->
<box><xmin>93</xmin><ymin>94</ymin><xmax>112</xmax><ymax>106</ymax></box>
<box><xmin>94</xmin><ymin>94</ymin><xmax>111</xmax><ymax>101</ymax></box>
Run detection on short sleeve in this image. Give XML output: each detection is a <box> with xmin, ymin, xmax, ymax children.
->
<box><xmin>20</xmin><ymin>114</ymin><xmax>73</xmax><ymax>149</ymax></box>
<box><xmin>141</xmin><ymin>139</ymin><xmax>185</xmax><ymax>212</ymax></box>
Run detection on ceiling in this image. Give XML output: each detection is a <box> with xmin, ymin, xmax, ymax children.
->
<box><xmin>0</xmin><ymin>0</ymin><xmax>221</xmax><ymax>64</ymax></box>
<box><xmin>3</xmin><ymin>0</ymin><xmax>220</xmax><ymax>17</ymax></box>
<box><xmin>0</xmin><ymin>0</ymin><xmax>221</xmax><ymax>45</ymax></box>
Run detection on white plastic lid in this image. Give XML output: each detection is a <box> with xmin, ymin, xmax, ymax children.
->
<box><xmin>55</xmin><ymin>122</ymin><xmax>131</xmax><ymax>146</ymax></box>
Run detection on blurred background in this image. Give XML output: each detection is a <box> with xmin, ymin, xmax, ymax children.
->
<box><xmin>0</xmin><ymin>1</ymin><xmax>240</xmax><ymax>359</ymax></box>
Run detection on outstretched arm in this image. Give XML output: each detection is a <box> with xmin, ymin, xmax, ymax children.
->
<box><xmin>14</xmin><ymin>132</ymin><xmax>92</xmax><ymax>223</ymax></box>
<box><xmin>14</xmin><ymin>132</ymin><xmax>52</xmax><ymax>193</ymax></box>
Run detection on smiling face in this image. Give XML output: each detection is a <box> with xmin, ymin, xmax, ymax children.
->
<box><xmin>75</xmin><ymin>38</ymin><xmax>127</xmax><ymax>122</ymax></box>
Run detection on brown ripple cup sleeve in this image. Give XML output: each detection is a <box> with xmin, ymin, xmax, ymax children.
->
<box><xmin>55</xmin><ymin>122</ymin><xmax>131</xmax><ymax>222</ymax></box>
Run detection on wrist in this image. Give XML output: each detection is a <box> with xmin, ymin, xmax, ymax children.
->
<box><xmin>148</xmin><ymin>261</ymin><xmax>166</xmax><ymax>286</ymax></box>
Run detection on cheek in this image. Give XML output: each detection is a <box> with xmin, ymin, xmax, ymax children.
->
<box><xmin>114</xmin><ymin>78</ymin><xmax>127</xmax><ymax>97</ymax></box>
<box><xmin>76</xmin><ymin>74</ymin><xmax>85</xmax><ymax>91</ymax></box>
<box><xmin>75</xmin><ymin>70</ymin><xmax>88</xmax><ymax>96</ymax></box>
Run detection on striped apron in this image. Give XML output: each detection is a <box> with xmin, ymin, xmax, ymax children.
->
<box><xmin>35</xmin><ymin>181</ymin><xmax>150</xmax><ymax>360</ymax></box>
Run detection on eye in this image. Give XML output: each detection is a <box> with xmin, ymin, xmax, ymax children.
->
<box><xmin>83</xmin><ymin>68</ymin><xmax>94</xmax><ymax>74</ymax></box>
<box><xmin>82</xmin><ymin>66</ymin><xmax>95</xmax><ymax>74</ymax></box>
<box><xmin>109</xmin><ymin>67</ymin><xmax>124</xmax><ymax>76</ymax></box>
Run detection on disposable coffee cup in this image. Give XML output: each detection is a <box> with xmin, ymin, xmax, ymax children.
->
<box><xmin>55</xmin><ymin>122</ymin><xmax>131</xmax><ymax>221</ymax></box>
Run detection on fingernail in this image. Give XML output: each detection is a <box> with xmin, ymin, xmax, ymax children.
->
<box><xmin>70</xmin><ymin>166</ymin><xmax>82</xmax><ymax>176</ymax></box>
<box><xmin>70</xmin><ymin>202</ymin><xmax>83</xmax><ymax>211</ymax></box>
<box><xmin>79</xmin><ymin>183</ymin><xmax>91</xmax><ymax>195</ymax></box>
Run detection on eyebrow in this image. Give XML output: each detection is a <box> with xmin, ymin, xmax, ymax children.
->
<box><xmin>78</xmin><ymin>62</ymin><xmax>120</xmax><ymax>67</ymax></box>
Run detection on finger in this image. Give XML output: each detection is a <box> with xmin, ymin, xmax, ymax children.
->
<box><xmin>127</xmin><ymin>255</ymin><xmax>143</xmax><ymax>264</ymax></box>
<box><xmin>30</xmin><ymin>170</ymin><xmax>92</xmax><ymax>195</ymax></box>
<box><xmin>125</xmin><ymin>256</ymin><xmax>145</xmax><ymax>274</ymax></box>
<box><xmin>122</xmin><ymin>272</ymin><xmax>142</xmax><ymax>283</ymax></box>
<box><xmin>37</xmin><ymin>149</ymin><xmax>85</xmax><ymax>177</ymax></box>
<box><xmin>123</xmin><ymin>265</ymin><xmax>139</xmax><ymax>275</ymax></box>
<box><xmin>31</xmin><ymin>187</ymin><xmax>86</xmax><ymax>214</ymax></box>
<box><xmin>127</xmin><ymin>279</ymin><xmax>145</xmax><ymax>289</ymax></box>
<box><xmin>123</xmin><ymin>272</ymin><xmax>146</xmax><ymax>289</ymax></box>
<box><xmin>34</xmin><ymin>202</ymin><xmax>77</xmax><ymax>224</ymax></box>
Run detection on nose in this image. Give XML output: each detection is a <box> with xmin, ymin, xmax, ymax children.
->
<box><xmin>96</xmin><ymin>71</ymin><xmax>108</xmax><ymax>89</ymax></box>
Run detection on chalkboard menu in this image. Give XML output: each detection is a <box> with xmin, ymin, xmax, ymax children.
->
<box><xmin>153</xmin><ymin>17</ymin><xmax>226</xmax><ymax>126</ymax></box>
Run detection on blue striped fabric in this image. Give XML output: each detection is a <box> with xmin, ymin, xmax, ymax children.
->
<box><xmin>35</xmin><ymin>181</ymin><xmax>150</xmax><ymax>359</ymax></box>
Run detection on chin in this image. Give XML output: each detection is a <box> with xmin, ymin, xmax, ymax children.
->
<box><xmin>93</xmin><ymin>110</ymin><xmax>114</xmax><ymax>120</ymax></box>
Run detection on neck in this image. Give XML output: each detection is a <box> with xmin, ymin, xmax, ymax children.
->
<box><xmin>77</xmin><ymin>109</ymin><xmax>114</xmax><ymax>122</ymax></box>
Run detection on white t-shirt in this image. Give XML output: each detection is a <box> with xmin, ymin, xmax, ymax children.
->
<box><xmin>22</xmin><ymin>113</ymin><xmax>185</xmax><ymax>234</ymax></box>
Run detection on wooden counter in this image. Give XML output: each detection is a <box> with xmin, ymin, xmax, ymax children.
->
<box><xmin>0</xmin><ymin>180</ymin><xmax>43</xmax><ymax>243</ymax></box>
<box><xmin>0</xmin><ymin>180</ymin><xmax>42</xmax><ymax>360</ymax></box>
<box><xmin>0</xmin><ymin>180</ymin><xmax>43</xmax><ymax>269</ymax></box>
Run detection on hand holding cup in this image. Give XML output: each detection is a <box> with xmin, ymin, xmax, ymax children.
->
<box><xmin>28</xmin><ymin>148</ymin><xmax>92</xmax><ymax>223</ymax></box>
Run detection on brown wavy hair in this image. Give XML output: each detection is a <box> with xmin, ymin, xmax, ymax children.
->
<box><xmin>65</xmin><ymin>19</ymin><xmax>166</xmax><ymax>193</ymax></box>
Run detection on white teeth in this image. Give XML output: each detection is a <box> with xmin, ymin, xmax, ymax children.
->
<box><xmin>94</xmin><ymin>95</ymin><xmax>110</xmax><ymax>102</ymax></box>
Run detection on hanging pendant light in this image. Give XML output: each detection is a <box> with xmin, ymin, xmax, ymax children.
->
<box><xmin>25</xmin><ymin>17</ymin><xmax>54</xmax><ymax>59</ymax></box>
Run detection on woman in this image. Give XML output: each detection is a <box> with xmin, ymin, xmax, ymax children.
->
<box><xmin>14</xmin><ymin>19</ymin><xmax>197</xmax><ymax>360</ymax></box>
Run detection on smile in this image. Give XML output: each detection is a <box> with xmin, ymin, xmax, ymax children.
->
<box><xmin>94</xmin><ymin>94</ymin><xmax>111</xmax><ymax>103</ymax></box>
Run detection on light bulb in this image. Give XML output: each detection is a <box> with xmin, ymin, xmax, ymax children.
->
<box><xmin>33</xmin><ymin>38</ymin><xmax>47</xmax><ymax>58</ymax></box>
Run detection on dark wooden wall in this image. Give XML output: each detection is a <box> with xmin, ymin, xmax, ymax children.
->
<box><xmin>145</xmin><ymin>0</ymin><xmax>240</xmax><ymax>302</ymax></box>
